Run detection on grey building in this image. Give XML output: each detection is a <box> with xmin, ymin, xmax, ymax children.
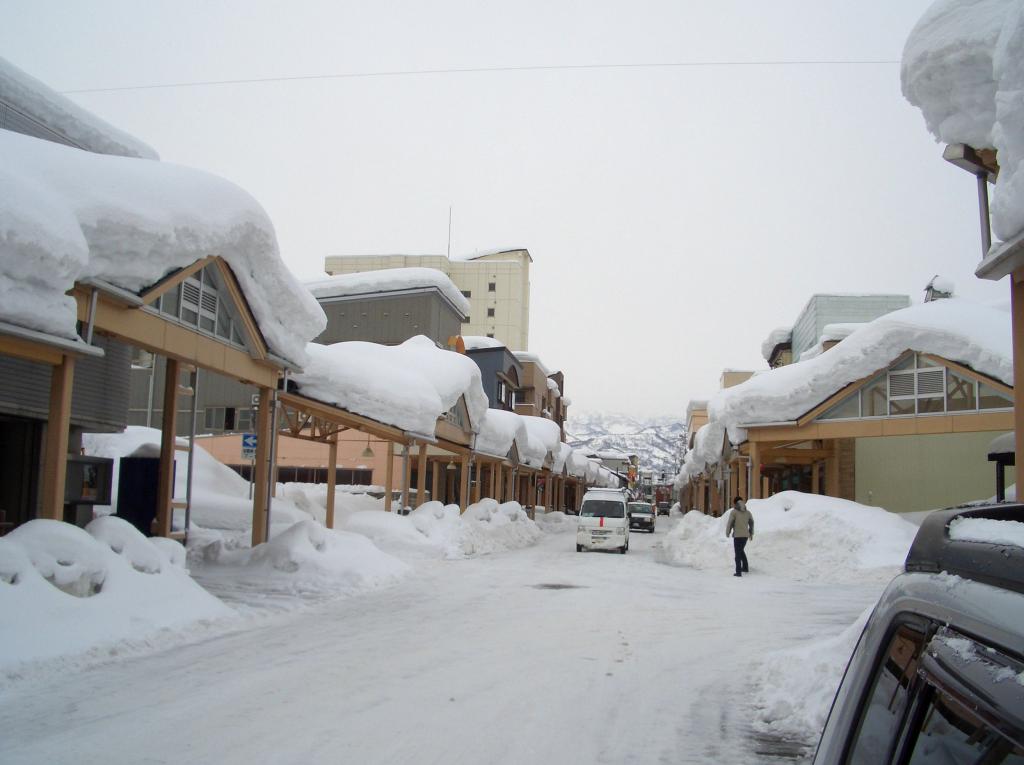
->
<box><xmin>315</xmin><ymin>290</ymin><xmax>466</xmax><ymax>346</ymax></box>
<box><xmin>465</xmin><ymin>346</ymin><xmax>524</xmax><ymax>411</ymax></box>
<box><xmin>791</xmin><ymin>294</ymin><xmax>911</xmax><ymax>362</ymax></box>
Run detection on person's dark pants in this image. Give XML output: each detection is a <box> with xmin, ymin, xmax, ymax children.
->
<box><xmin>733</xmin><ymin>537</ymin><xmax>749</xmax><ymax>574</ymax></box>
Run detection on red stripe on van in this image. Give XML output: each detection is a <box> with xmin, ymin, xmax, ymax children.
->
<box><xmin>600</xmin><ymin>517</ymin><xmax>604</xmax><ymax>527</ymax></box>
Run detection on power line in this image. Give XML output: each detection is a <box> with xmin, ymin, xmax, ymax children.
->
<box><xmin>59</xmin><ymin>58</ymin><xmax>900</xmax><ymax>95</ymax></box>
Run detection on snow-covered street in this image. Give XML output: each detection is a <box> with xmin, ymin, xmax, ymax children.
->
<box><xmin>0</xmin><ymin>517</ymin><xmax>882</xmax><ymax>765</ymax></box>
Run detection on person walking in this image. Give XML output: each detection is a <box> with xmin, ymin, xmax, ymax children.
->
<box><xmin>725</xmin><ymin>496</ymin><xmax>754</xmax><ymax>577</ymax></box>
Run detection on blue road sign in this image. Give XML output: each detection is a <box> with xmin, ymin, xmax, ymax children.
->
<box><xmin>241</xmin><ymin>433</ymin><xmax>257</xmax><ymax>460</ymax></box>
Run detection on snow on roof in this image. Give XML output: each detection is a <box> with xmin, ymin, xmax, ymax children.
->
<box><xmin>712</xmin><ymin>297</ymin><xmax>1011</xmax><ymax>441</ymax></box>
<box><xmin>927</xmin><ymin>275</ymin><xmax>956</xmax><ymax>295</ymax></box>
<box><xmin>463</xmin><ymin>335</ymin><xmax>506</xmax><ymax>351</ymax></box>
<box><xmin>0</xmin><ymin>129</ymin><xmax>325</xmax><ymax>365</ymax></box>
<box><xmin>902</xmin><ymin>0</ymin><xmax>1024</xmax><ymax>242</ymax></box>
<box><xmin>799</xmin><ymin>323</ymin><xmax>868</xmax><ymax>361</ymax></box>
<box><xmin>761</xmin><ymin>326</ymin><xmax>793</xmax><ymax>360</ymax></box>
<box><xmin>552</xmin><ymin>442</ymin><xmax>573</xmax><ymax>473</ymax></box>
<box><xmin>513</xmin><ymin>351</ymin><xmax>550</xmax><ymax>376</ymax></box>
<box><xmin>567</xmin><ymin>449</ymin><xmax>591</xmax><ymax>478</ymax></box>
<box><xmin>303</xmin><ymin>267</ymin><xmax>470</xmax><ymax>317</ymax></box>
<box><xmin>292</xmin><ymin>336</ymin><xmax>489</xmax><ymax>435</ymax></box>
<box><xmin>0</xmin><ymin>57</ymin><xmax>159</xmax><ymax>160</ymax></box>
<box><xmin>475</xmin><ymin>408</ymin><xmax>529</xmax><ymax>458</ymax></box>
<box><xmin>455</xmin><ymin>247</ymin><xmax>530</xmax><ymax>262</ymax></box>
<box><xmin>546</xmin><ymin>378</ymin><xmax>562</xmax><ymax>398</ymax></box>
<box><xmin>518</xmin><ymin>415</ymin><xmax>562</xmax><ymax>468</ymax></box>
<box><xmin>686</xmin><ymin>400</ymin><xmax>709</xmax><ymax>417</ymax></box>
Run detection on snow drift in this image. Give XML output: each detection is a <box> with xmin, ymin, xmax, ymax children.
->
<box><xmin>657</xmin><ymin>492</ymin><xmax>918</xmax><ymax>584</ymax></box>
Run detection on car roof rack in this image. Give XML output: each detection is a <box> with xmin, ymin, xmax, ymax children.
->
<box><xmin>905</xmin><ymin>503</ymin><xmax>1024</xmax><ymax>595</ymax></box>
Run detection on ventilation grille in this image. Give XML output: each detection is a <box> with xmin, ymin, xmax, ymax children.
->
<box><xmin>889</xmin><ymin>371</ymin><xmax>915</xmax><ymax>397</ymax></box>
<box><xmin>917</xmin><ymin>369</ymin><xmax>945</xmax><ymax>396</ymax></box>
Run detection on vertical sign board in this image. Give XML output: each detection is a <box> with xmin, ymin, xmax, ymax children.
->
<box><xmin>241</xmin><ymin>432</ymin><xmax>258</xmax><ymax>461</ymax></box>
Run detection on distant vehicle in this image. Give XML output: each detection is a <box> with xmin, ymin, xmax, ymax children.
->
<box><xmin>813</xmin><ymin>503</ymin><xmax>1024</xmax><ymax>764</ymax></box>
<box><xmin>576</xmin><ymin>489</ymin><xmax>629</xmax><ymax>554</ymax></box>
<box><xmin>627</xmin><ymin>502</ymin><xmax>656</xmax><ymax>533</ymax></box>
<box><xmin>656</xmin><ymin>501</ymin><xmax>671</xmax><ymax>516</ymax></box>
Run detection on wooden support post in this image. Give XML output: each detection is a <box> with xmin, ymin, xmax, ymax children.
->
<box><xmin>432</xmin><ymin>459</ymin><xmax>442</xmax><ymax>504</ymax></box>
<box><xmin>811</xmin><ymin>461</ymin><xmax>821</xmax><ymax>495</ymax></box>
<box><xmin>1012</xmin><ymin>270</ymin><xmax>1024</xmax><ymax>484</ymax></box>
<box><xmin>738</xmin><ymin>458</ymin><xmax>748</xmax><ymax>500</ymax></box>
<box><xmin>252</xmin><ymin>386</ymin><xmax>272</xmax><ymax>546</ymax></box>
<box><xmin>459</xmin><ymin>454</ymin><xmax>470</xmax><ymax>512</ymax></box>
<box><xmin>40</xmin><ymin>355</ymin><xmax>75</xmax><ymax>521</ymax></box>
<box><xmin>154</xmin><ymin>358</ymin><xmax>180</xmax><ymax>537</ymax></box>
<box><xmin>325</xmin><ymin>438</ymin><xmax>338</xmax><ymax>529</ymax></box>
<box><xmin>402</xmin><ymin>445</ymin><xmax>412</xmax><ymax>509</ymax></box>
<box><xmin>749</xmin><ymin>442</ymin><xmax>762</xmax><ymax>500</ymax></box>
<box><xmin>825</xmin><ymin>442</ymin><xmax>840</xmax><ymax>498</ymax></box>
<box><xmin>416</xmin><ymin>442</ymin><xmax>428</xmax><ymax>507</ymax></box>
<box><xmin>384</xmin><ymin>441</ymin><xmax>394</xmax><ymax>512</ymax></box>
<box><xmin>472</xmin><ymin>461</ymin><xmax>482</xmax><ymax>503</ymax></box>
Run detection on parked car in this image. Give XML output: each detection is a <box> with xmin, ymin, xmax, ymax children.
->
<box><xmin>656</xmin><ymin>501</ymin><xmax>671</xmax><ymax>516</ymax></box>
<box><xmin>627</xmin><ymin>502</ymin><xmax>656</xmax><ymax>533</ymax></box>
<box><xmin>576</xmin><ymin>489</ymin><xmax>629</xmax><ymax>554</ymax></box>
<box><xmin>812</xmin><ymin>503</ymin><xmax>1024</xmax><ymax>764</ymax></box>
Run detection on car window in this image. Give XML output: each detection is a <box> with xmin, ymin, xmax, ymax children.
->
<box><xmin>847</xmin><ymin>623</ymin><xmax>928</xmax><ymax>764</ymax></box>
<box><xmin>905</xmin><ymin>688</ymin><xmax>1024</xmax><ymax>764</ymax></box>
<box><xmin>580</xmin><ymin>500</ymin><xmax>624</xmax><ymax>518</ymax></box>
<box><xmin>628</xmin><ymin>504</ymin><xmax>651</xmax><ymax>513</ymax></box>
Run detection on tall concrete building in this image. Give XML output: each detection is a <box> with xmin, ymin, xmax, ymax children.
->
<box><xmin>323</xmin><ymin>249</ymin><xmax>532</xmax><ymax>350</ymax></box>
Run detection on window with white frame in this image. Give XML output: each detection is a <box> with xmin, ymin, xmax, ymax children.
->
<box><xmin>154</xmin><ymin>265</ymin><xmax>248</xmax><ymax>348</ymax></box>
<box><xmin>818</xmin><ymin>353</ymin><xmax>1012</xmax><ymax>420</ymax></box>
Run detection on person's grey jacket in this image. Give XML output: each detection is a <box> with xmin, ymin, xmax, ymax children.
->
<box><xmin>726</xmin><ymin>503</ymin><xmax>754</xmax><ymax>539</ymax></box>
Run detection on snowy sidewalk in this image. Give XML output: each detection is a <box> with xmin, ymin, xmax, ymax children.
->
<box><xmin>0</xmin><ymin>521</ymin><xmax>879</xmax><ymax>764</ymax></box>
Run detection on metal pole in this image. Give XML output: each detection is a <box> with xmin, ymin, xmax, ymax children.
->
<box><xmin>400</xmin><ymin>443</ymin><xmax>410</xmax><ymax>511</ymax></box>
<box><xmin>184</xmin><ymin>368</ymin><xmax>199</xmax><ymax>544</ymax></box>
<box><xmin>977</xmin><ymin>173</ymin><xmax>992</xmax><ymax>256</ymax></box>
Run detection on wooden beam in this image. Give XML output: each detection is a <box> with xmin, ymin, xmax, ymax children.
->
<box><xmin>278</xmin><ymin>391</ymin><xmax>409</xmax><ymax>444</ymax></box>
<box><xmin>472</xmin><ymin>460</ymin><xmax>482</xmax><ymax>504</ymax></box>
<box><xmin>749</xmin><ymin>442</ymin><xmax>761</xmax><ymax>500</ymax></box>
<box><xmin>812</xmin><ymin>460</ymin><xmax>821</xmax><ymax>495</ymax></box>
<box><xmin>417</xmin><ymin>442</ymin><xmax>428</xmax><ymax>507</ymax></box>
<box><xmin>138</xmin><ymin>256</ymin><xmax>215</xmax><ymax>305</ymax></box>
<box><xmin>154</xmin><ymin>358</ymin><xmax>179</xmax><ymax>537</ymax></box>
<box><xmin>39</xmin><ymin>355</ymin><xmax>75</xmax><ymax>520</ymax></box>
<box><xmin>459</xmin><ymin>454</ymin><xmax>470</xmax><ymax>512</ymax></box>
<box><xmin>432</xmin><ymin>459</ymin><xmax>442</xmax><ymax>504</ymax></box>
<box><xmin>251</xmin><ymin>386</ymin><xmax>273</xmax><ymax>546</ymax></box>
<box><xmin>0</xmin><ymin>333</ymin><xmax>64</xmax><ymax>366</ymax></box>
<box><xmin>384</xmin><ymin>441</ymin><xmax>394</xmax><ymax>512</ymax></box>
<box><xmin>325</xmin><ymin>439</ymin><xmax>338</xmax><ymax>529</ymax></box>
<box><xmin>825</xmin><ymin>442</ymin><xmax>840</xmax><ymax>497</ymax></box>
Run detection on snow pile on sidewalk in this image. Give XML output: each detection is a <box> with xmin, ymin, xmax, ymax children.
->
<box><xmin>85</xmin><ymin>427</ymin><xmax>313</xmax><ymax>537</ymax></box>
<box><xmin>0</xmin><ymin>517</ymin><xmax>231</xmax><ymax>673</ymax></box>
<box><xmin>657</xmin><ymin>492</ymin><xmax>918</xmax><ymax>583</ymax></box>
<box><xmin>902</xmin><ymin>0</ymin><xmax>1024</xmax><ymax>243</ymax></box>
<box><xmin>410</xmin><ymin>500</ymin><xmax>542</xmax><ymax>558</ymax></box>
<box><xmin>294</xmin><ymin>335</ymin><xmax>489</xmax><ymax>435</ymax></box>
<box><xmin>193</xmin><ymin>519</ymin><xmax>410</xmax><ymax>598</ymax></box>
<box><xmin>534</xmin><ymin>511</ymin><xmax>576</xmax><ymax>534</ymax></box>
<box><xmin>750</xmin><ymin>605</ymin><xmax>873</xmax><ymax>746</ymax></box>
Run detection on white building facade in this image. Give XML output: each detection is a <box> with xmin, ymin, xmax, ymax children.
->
<box><xmin>324</xmin><ymin>249</ymin><xmax>531</xmax><ymax>350</ymax></box>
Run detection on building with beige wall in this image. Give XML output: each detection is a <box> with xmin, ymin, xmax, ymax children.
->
<box><xmin>324</xmin><ymin>249</ymin><xmax>531</xmax><ymax>351</ymax></box>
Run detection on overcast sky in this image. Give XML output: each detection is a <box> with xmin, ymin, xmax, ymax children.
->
<box><xmin>2</xmin><ymin>0</ymin><xmax>1005</xmax><ymax>419</ymax></box>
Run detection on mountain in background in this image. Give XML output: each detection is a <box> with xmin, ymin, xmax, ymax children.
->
<box><xmin>565</xmin><ymin>411</ymin><xmax>685</xmax><ymax>482</ymax></box>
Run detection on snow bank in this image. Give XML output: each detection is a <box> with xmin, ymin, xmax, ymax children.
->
<box><xmin>304</xmin><ymin>267</ymin><xmax>470</xmax><ymax>317</ymax></box>
<box><xmin>751</xmin><ymin>605</ymin><xmax>873</xmax><ymax>745</ymax></box>
<box><xmin>949</xmin><ymin>516</ymin><xmax>1024</xmax><ymax>546</ymax></box>
<box><xmin>657</xmin><ymin>492</ymin><xmax>918</xmax><ymax>583</ymax></box>
<box><xmin>294</xmin><ymin>335</ymin><xmax>489</xmax><ymax>435</ymax></box>
<box><xmin>711</xmin><ymin>298</ymin><xmax>1011</xmax><ymax>444</ymax></box>
<box><xmin>197</xmin><ymin>519</ymin><xmax>410</xmax><ymax>597</ymax></box>
<box><xmin>535</xmin><ymin>510</ymin><xmax>576</xmax><ymax>534</ymax></box>
<box><xmin>408</xmin><ymin>499</ymin><xmax>541</xmax><ymax>558</ymax></box>
<box><xmin>0</xmin><ymin>56</ymin><xmax>158</xmax><ymax>160</ymax></box>
<box><xmin>0</xmin><ymin>128</ymin><xmax>325</xmax><ymax>364</ymax></box>
<box><xmin>0</xmin><ymin>518</ymin><xmax>231</xmax><ymax>672</ymax></box>
<box><xmin>902</xmin><ymin>0</ymin><xmax>1024</xmax><ymax>242</ymax></box>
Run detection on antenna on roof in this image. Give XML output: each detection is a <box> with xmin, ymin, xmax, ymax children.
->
<box><xmin>447</xmin><ymin>205</ymin><xmax>452</xmax><ymax>259</ymax></box>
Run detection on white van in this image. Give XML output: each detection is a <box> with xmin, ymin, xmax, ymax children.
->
<box><xmin>576</xmin><ymin>489</ymin><xmax>629</xmax><ymax>553</ymax></box>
